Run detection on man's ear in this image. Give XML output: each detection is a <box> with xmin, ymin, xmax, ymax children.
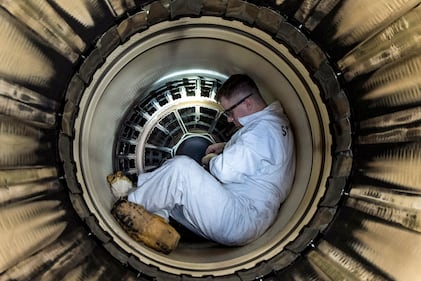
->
<box><xmin>245</xmin><ymin>98</ymin><xmax>253</xmax><ymax>110</ymax></box>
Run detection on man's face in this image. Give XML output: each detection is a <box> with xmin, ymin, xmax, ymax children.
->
<box><xmin>220</xmin><ymin>95</ymin><xmax>249</xmax><ymax>127</ymax></box>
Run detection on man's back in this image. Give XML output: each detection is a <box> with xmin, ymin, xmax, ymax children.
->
<box><xmin>207</xmin><ymin>101</ymin><xmax>295</xmax><ymax>244</ymax></box>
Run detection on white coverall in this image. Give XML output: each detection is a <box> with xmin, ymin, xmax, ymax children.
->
<box><xmin>128</xmin><ymin>101</ymin><xmax>295</xmax><ymax>245</ymax></box>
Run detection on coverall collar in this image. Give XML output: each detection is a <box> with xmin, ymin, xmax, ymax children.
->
<box><xmin>238</xmin><ymin>101</ymin><xmax>284</xmax><ymax>127</ymax></box>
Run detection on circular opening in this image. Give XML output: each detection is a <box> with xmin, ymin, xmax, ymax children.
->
<box><xmin>72</xmin><ymin>17</ymin><xmax>331</xmax><ymax>277</ymax></box>
<box><xmin>114</xmin><ymin>75</ymin><xmax>235</xmax><ymax>178</ymax></box>
<box><xmin>174</xmin><ymin>134</ymin><xmax>214</xmax><ymax>164</ymax></box>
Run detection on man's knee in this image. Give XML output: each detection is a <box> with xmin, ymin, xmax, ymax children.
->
<box><xmin>169</xmin><ymin>155</ymin><xmax>199</xmax><ymax>169</ymax></box>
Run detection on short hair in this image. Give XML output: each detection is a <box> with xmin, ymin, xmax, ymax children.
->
<box><xmin>216</xmin><ymin>74</ymin><xmax>260</xmax><ymax>101</ymax></box>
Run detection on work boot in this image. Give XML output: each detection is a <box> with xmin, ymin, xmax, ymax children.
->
<box><xmin>111</xmin><ymin>199</ymin><xmax>180</xmax><ymax>254</ymax></box>
<box><xmin>107</xmin><ymin>171</ymin><xmax>134</xmax><ymax>198</ymax></box>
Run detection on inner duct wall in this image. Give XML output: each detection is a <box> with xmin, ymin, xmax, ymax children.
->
<box><xmin>0</xmin><ymin>0</ymin><xmax>420</xmax><ymax>280</ymax></box>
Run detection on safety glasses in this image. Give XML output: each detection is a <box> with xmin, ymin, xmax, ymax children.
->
<box><xmin>222</xmin><ymin>93</ymin><xmax>253</xmax><ymax>117</ymax></box>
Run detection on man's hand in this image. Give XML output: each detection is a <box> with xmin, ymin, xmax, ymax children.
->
<box><xmin>205</xmin><ymin>142</ymin><xmax>226</xmax><ymax>155</ymax></box>
<box><xmin>202</xmin><ymin>142</ymin><xmax>226</xmax><ymax>166</ymax></box>
<box><xmin>201</xmin><ymin>153</ymin><xmax>217</xmax><ymax>166</ymax></box>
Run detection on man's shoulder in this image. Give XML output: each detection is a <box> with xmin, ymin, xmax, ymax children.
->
<box><xmin>248</xmin><ymin>114</ymin><xmax>287</xmax><ymax>131</ymax></box>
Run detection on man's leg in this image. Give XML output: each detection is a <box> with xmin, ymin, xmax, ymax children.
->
<box><xmin>169</xmin><ymin>204</ymin><xmax>207</xmax><ymax>238</ymax></box>
<box><xmin>128</xmin><ymin>155</ymin><xmax>235</xmax><ymax>243</ymax></box>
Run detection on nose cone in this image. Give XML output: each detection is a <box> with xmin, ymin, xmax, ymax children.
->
<box><xmin>175</xmin><ymin>135</ymin><xmax>213</xmax><ymax>164</ymax></box>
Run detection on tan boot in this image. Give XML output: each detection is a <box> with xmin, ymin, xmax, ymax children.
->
<box><xmin>106</xmin><ymin>171</ymin><xmax>134</xmax><ymax>198</ymax></box>
<box><xmin>111</xmin><ymin>199</ymin><xmax>180</xmax><ymax>254</ymax></box>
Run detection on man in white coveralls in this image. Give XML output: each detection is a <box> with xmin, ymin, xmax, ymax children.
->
<box><xmin>115</xmin><ymin>74</ymin><xmax>295</xmax><ymax>248</ymax></box>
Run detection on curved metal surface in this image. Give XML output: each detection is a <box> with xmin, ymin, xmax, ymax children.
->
<box><xmin>0</xmin><ymin>0</ymin><xmax>420</xmax><ymax>281</ymax></box>
<box><xmin>68</xmin><ymin>14</ymin><xmax>332</xmax><ymax>278</ymax></box>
